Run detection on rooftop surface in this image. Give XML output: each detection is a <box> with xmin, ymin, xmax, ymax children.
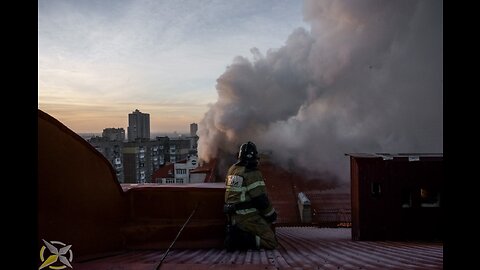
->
<box><xmin>345</xmin><ymin>153</ymin><xmax>443</xmax><ymax>159</ymax></box>
<box><xmin>75</xmin><ymin>227</ymin><xmax>443</xmax><ymax>269</ymax></box>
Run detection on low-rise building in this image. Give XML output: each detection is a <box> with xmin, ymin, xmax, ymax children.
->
<box><xmin>152</xmin><ymin>155</ymin><xmax>199</xmax><ymax>184</ymax></box>
<box><xmin>152</xmin><ymin>163</ymin><xmax>175</xmax><ymax>184</ymax></box>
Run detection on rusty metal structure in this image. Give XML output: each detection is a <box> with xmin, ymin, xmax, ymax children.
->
<box><xmin>347</xmin><ymin>153</ymin><xmax>443</xmax><ymax>241</ymax></box>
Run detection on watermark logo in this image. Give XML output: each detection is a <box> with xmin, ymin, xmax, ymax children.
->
<box><xmin>39</xmin><ymin>239</ymin><xmax>73</xmax><ymax>269</ymax></box>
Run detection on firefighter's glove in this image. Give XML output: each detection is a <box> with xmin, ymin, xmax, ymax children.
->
<box><xmin>263</xmin><ymin>210</ymin><xmax>277</xmax><ymax>223</ymax></box>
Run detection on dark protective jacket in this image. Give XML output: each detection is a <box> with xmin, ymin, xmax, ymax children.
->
<box><xmin>224</xmin><ymin>163</ymin><xmax>275</xmax><ymax>221</ymax></box>
<box><xmin>224</xmin><ymin>162</ymin><xmax>278</xmax><ymax>249</ymax></box>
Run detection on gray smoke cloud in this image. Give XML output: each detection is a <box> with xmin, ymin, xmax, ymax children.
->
<box><xmin>198</xmin><ymin>0</ymin><xmax>443</xmax><ymax>183</ymax></box>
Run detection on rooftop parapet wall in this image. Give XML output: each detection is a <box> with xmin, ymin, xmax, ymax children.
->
<box><xmin>121</xmin><ymin>183</ymin><xmax>225</xmax><ymax>249</ymax></box>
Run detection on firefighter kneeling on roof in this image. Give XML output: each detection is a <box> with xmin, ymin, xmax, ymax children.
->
<box><xmin>224</xmin><ymin>141</ymin><xmax>278</xmax><ymax>251</ymax></box>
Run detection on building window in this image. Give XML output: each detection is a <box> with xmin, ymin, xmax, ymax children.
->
<box><xmin>176</xmin><ymin>179</ymin><xmax>184</xmax><ymax>184</ymax></box>
<box><xmin>420</xmin><ymin>188</ymin><xmax>440</xmax><ymax>207</ymax></box>
<box><xmin>166</xmin><ymin>178</ymin><xmax>175</xmax><ymax>184</ymax></box>
<box><xmin>176</xmin><ymin>168</ymin><xmax>187</xmax><ymax>175</ymax></box>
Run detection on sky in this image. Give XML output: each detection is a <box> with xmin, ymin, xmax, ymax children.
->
<box><xmin>38</xmin><ymin>0</ymin><xmax>308</xmax><ymax>133</ymax></box>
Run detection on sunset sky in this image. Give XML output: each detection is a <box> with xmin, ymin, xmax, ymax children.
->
<box><xmin>38</xmin><ymin>0</ymin><xmax>308</xmax><ymax>133</ymax></box>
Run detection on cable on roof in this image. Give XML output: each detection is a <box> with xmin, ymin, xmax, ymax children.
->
<box><xmin>155</xmin><ymin>202</ymin><xmax>199</xmax><ymax>270</ymax></box>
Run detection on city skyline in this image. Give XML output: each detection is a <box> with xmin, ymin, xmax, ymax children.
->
<box><xmin>38</xmin><ymin>0</ymin><xmax>308</xmax><ymax>133</ymax></box>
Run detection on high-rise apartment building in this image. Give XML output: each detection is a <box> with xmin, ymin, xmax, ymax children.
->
<box><xmin>128</xmin><ymin>109</ymin><xmax>150</xmax><ymax>141</ymax></box>
<box><xmin>168</xmin><ymin>137</ymin><xmax>192</xmax><ymax>163</ymax></box>
<box><xmin>122</xmin><ymin>137</ymin><xmax>170</xmax><ymax>183</ymax></box>
<box><xmin>190</xmin><ymin>123</ymin><xmax>198</xmax><ymax>136</ymax></box>
<box><xmin>102</xmin><ymin>128</ymin><xmax>125</xmax><ymax>142</ymax></box>
<box><xmin>88</xmin><ymin>136</ymin><xmax>124</xmax><ymax>182</ymax></box>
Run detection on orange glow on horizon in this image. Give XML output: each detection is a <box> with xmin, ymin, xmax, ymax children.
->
<box><xmin>39</xmin><ymin>103</ymin><xmax>203</xmax><ymax>134</ymax></box>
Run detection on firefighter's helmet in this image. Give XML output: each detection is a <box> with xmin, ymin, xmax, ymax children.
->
<box><xmin>238</xmin><ymin>141</ymin><xmax>258</xmax><ymax>161</ymax></box>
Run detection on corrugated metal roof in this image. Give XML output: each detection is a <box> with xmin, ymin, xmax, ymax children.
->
<box><xmin>75</xmin><ymin>227</ymin><xmax>443</xmax><ymax>269</ymax></box>
<box><xmin>345</xmin><ymin>153</ymin><xmax>443</xmax><ymax>158</ymax></box>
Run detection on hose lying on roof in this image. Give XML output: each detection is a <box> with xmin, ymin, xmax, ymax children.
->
<box><xmin>155</xmin><ymin>203</ymin><xmax>199</xmax><ymax>270</ymax></box>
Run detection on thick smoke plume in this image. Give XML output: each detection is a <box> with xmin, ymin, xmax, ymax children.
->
<box><xmin>198</xmin><ymin>0</ymin><xmax>443</xmax><ymax>183</ymax></box>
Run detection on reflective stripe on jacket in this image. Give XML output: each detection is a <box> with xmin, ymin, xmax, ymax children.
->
<box><xmin>225</xmin><ymin>164</ymin><xmax>273</xmax><ymax>216</ymax></box>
